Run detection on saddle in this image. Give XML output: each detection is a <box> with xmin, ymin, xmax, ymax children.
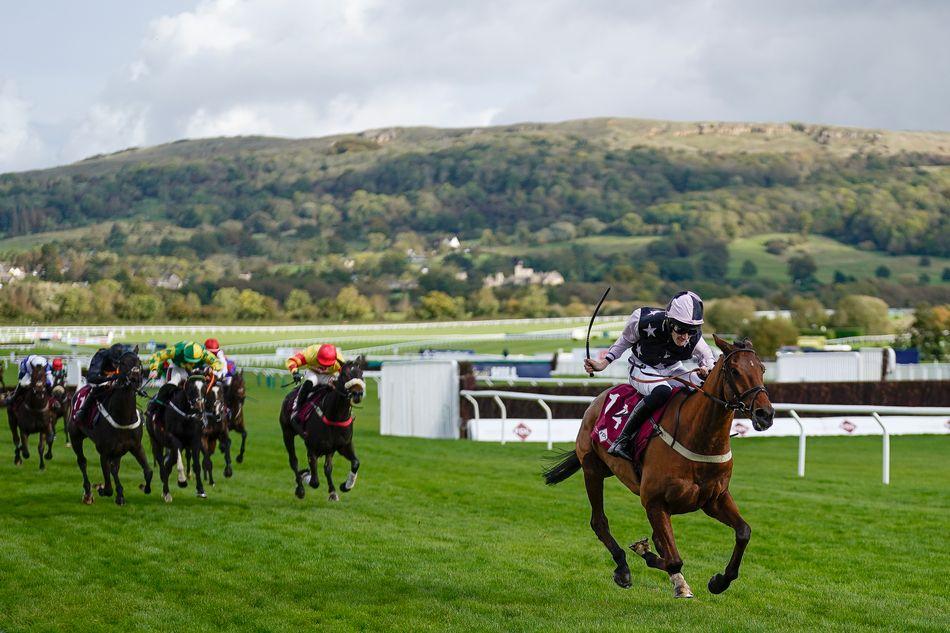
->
<box><xmin>592</xmin><ymin>384</ymin><xmax>681</xmax><ymax>468</ymax></box>
<box><xmin>285</xmin><ymin>385</ymin><xmax>332</xmax><ymax>424</ymax></box>
<box><xmin>70</xmin><ymin>385</ymin><xmax>98</xmax><ymax>429</ymax></box>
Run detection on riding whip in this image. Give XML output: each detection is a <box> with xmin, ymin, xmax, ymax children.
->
<box><xmin>586</xmin><ymin>286</ymin><xmax>611</xmax><ymax>377</ymax></box>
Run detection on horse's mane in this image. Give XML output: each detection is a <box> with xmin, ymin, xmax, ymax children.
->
<box><xmin>733</xmin><ymin>338</ymin><xmax>754</xmax><ymax>350</ymax></box>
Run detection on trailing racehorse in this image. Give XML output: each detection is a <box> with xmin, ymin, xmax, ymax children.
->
<box><xmin>67</xmin><ymin>351</ymin><xmax>153</xmax><ymax>506</ymax></box>
<box><xmin>8</xmin><ymin>365</ymin><xmax>54</xmax><ymax>470</ymax></box>
<box><xmin>279</xmin><ymin>358</ymin><xmax>365</xmax><ymax>501</ymax></box>
<box><xmin>543</xmin><ymin>335</ymin><xmax>774</xmax><ymax>598</ymax></box>
<box><xmin>49</xmin><ymin>372</ymin><xmax>72</xmax><ymax>451</ymax></box>
<box><xmin>185</xmin><ymin>378</ymin><xmax>233</xmax><ymax>486</ymax></box>
<box><xmin>146</xmin><ymin>372</ymin><xmax>208</xmax><ymax>502</ymax></box>
<box><xmin>224</xmin><ymin>370</ymin><xmax>248</xmax><ymax>464</ymax></box>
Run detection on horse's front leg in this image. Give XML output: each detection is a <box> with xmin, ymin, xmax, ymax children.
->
<box><xmin>191</xmin><ymin>440</ymin><xmax>206</xmax><ymax>498</ymax></box>
<box><xmin>221</xmin><ymin>430</ymin><xmax>233</xmax><ymax>478</ymax></box>
<box><xmin>702</xmin><ymin>490</ymin><xmax>750</xmax><ymax>595</ymax></box>
<box><xmin>71</xmin><ymin>433</ymin><xmax>93</xmax><ymax>504</ymax></box>
<box><xmin>9</xmin><ymin>412</ymin><xmax>22</xmax><ymax>465</ymax></box>
<box><xmin>37</xmin><ymin>431</ymin><xmax>48</xmax><ymax>471</ymax></box>
<box><xmin>236</xmin><ymin>424</ymin><xmax>247</xmax><ymax>464</ymax></box>
<box><xmin>131</xmin><ymin>442</ymin><xmax>153</xmax><ymax>495</ymax></box>
<box><xmin>307</xmin><ymin>450</ymin><xmax>319</xmax><ymax>489</ymax></box>
<box><xmin>96</xmin><ymin>454</ymin><xmax>113</xmax><ymax>497</ymax></box>
<box><xmin>338</xmin><ymin>442</ymin><xmax>359</xmax><ymax>493</ymax></box>
<box><xmin>640</xmin><ymin>504</ymin><xmax>692</xmax><ymax>598</ymax></box>
<box><xmin>202</xmin><ymin>439</ymin><xmax>215</xmax><ymax>488</ymax></box>
<box><xmin>282</xmin><ymin>426</ymin><xmax>305</xmax><ymax>498</ymax></box>
<box><xmin>583</xmin><ymin>464</ymin><xmax>631</xmax><ymax>588</ymax></box>
<box><xmin>324</xmin><ymin>454</ymin><xmax>338</xmax><ymax>501</ymax></box>
<box><xmin>111</xmin><ymin>456</ymin><xmax>126</xmax><ymax>506</ymax></box>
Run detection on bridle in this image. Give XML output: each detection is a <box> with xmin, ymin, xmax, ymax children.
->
<box><xmin>699</xmin><ymin>348</ymin><xmax>768</xmax><ymax>416</ymax></box>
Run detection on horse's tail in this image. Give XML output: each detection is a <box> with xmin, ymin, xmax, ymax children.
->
<box><xmin>542</xmin><ymin>449</ymin><xmax>581</xmax><ymax>486</ymax></box>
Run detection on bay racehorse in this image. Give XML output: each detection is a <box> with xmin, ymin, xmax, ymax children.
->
<box><xmin>279</xmin><ymin>358</ymin><xmax>365</xmax><ymax>501</ymax></box>
<box><xmin>8</xmin><ymin>365</ymin><xmax>54</xmax><ymax>470</ymax></box>
<box><xmin>68</xmin><ymin>350</ymin><xmax>153</xmax><ymax>506</ymax></box>
<box><xmin>49</xmin><ymin>372</ymin><xmax>72</xmax><ymax>451</ymax></box>
<box><xmin>543</xmin><ymin>335</ymin><xmax>774</xmax><ymax>598</ymax></box>
<box><xmin>224</xmin><ymin>370</ymin><xmax>247</xmax><ymax>464</ymax></box>
<box><xmin>146</xmin><ymin>372</ymin><xmax>208</xmax><ymax>502</ymax></box>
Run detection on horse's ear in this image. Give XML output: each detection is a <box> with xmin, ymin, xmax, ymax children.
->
<box><xmin>132</xmin><ymin>345</ymin><xmax>139</xmax><ymax>354</ymax></box>
<box><xmin>713</xmin><ymin>333</ymin><xmax>733</xmax><ymax>354</ymax></box>
<box><xmin>357</xmin><ymin>354</ymin><xmax>367</xmax><ymax>370</ymax></box>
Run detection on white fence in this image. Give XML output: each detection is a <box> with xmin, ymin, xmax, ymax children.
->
<box><xmin>380</xmin><ymin>361</ymin><xmax>459</xmax><ymax>439</ymax></box>
<box><xmin>460</xmin><ymin>389</ymin><xmax>950</xmax><ymax>484</ymax></box>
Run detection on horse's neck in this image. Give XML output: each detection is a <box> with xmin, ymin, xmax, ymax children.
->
<box><xmin>321</xmin><ymin>388</ymin><xmax>350</xmax><ymax>422</ymax></box>
<box><xmin>106</xmin><ymin>384</ymin><xmax>138</xmax><ymax>423</ymax></box>
<box><xmin>677</xmin><ymin>368</ymin><xmax>734</xmax><ymax>455</ymax></box>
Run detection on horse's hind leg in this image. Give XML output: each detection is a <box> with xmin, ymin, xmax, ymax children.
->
<box><xmin>111</xmin><ymin>456</ymin><xmax>126</xmax><ymax>506</ymax></box>
<box><xmin>221</xmin><ymin>432</ymin><xmax>233</xmax><ymax>478</ymax></box>
<box><xmin>45</xmin><ymin>420</ymin><xmax>54</xmax><ymax>459</ymax></box>
<box><xmin>132</xmin><ymin>443</ymin><xmax>153</xmax><ymax>495</ymax></box>
<box><xmin>642</xmin><ymin>504</ymin><xmax>692</xmax><ymax>598</ymax></box>
<box><xmin>71</xmin><ymin>433</ymin><xmax>93</xmax><ymax>504</ymax></box>
<box><xmin>191</xmin><ymin>443</ymin><xmax>206</xmax><ymax>498</ymax></box>
<box><xmin>9</xmin><ymin>412</ymin><xmax>22</xmax><ymax>465</ymax></box>
<box><xmin>338</xmin><ymin>442</ymin><xmax>359</xmax><ymax>493</ymax></box>
<box><xmin>236</xmin><ymin>425</ymin><xmax>247</xmax><ymax>463</ymax></box>
<box><xmin>202</xmin><ymin>442</ymin><xmax>215</xmax><ymax>488</ymax></box>
<box><xmin>583</xmin><ymin>463</ymin><xmax>631</xmax><ymax>589</ymax></box>
<box><xmin>282</xmin><ymin>426</ymin><xmax>305</xmax><ymax>499</ymax></box>
<box><xmin>702</xmin><ymin>490</ymin><xmax>751</xmax><ymax>595</ymax></box>
<box><xmin>177</xmin><ymin>450</ymin><xmax>188</xmax><ymax>487</ymax></box>
<box><xmin>324</xmin><ymin>454</ymin><xmax>338</xmax><ymax>501</ymax></box>
<box><xmin>307</xmin><ymin>451</ymin><xmax>319</xmax><ymax>490</ymax></box>
<box><xmin>96</xmin><ymin>454</ymin><xmax>113</xmax><ymax>497</ymax></box>
<box><xmin>37</xmin><ymin>431</ymin><xmax>47</xmax><ymax>470</ymax></box>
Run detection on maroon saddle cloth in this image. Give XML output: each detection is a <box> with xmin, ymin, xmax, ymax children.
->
<box><xmin>591</xmin><ymin>384</ymin><xmax>681</xmax><ymax>466</ymax></box>
<box><xmin>69</xmin><ymin>385</ymin><xmax>97</xmax><ymax>429</ymax></box>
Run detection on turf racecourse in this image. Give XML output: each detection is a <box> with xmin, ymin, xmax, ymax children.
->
<box><xmin>0</xmin><ymin>381</ymin><xmax>947</xmax><ymax>633</ymax></box>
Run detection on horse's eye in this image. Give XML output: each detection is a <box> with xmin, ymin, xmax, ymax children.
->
<box><xmin>731</xmin><ymin>367</ymin><xmax>740</xmax><ymax>378</ymax></box>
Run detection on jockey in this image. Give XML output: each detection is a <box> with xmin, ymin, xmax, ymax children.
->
<box><xmin>72</xmin><ymin>344</ymin><xmax>130</xmax><ymax>422</ymax></box>
<box><xmin>584</xmin><ymin>290</ymin><xmax>715</xmax><ymax>461</ymax></box>
<box><xmin>286</xmin><ymin>343</ymin><xmax>344</xmax><ymax>426</ymax></box>
<box><xmin>146</xmin><ymin>341</ymin><xmax>223</xmax><ymax>416</ymax></box>
<box><xmin>51</xmin><ymin>357</ymin><xmax>67</xmax><ymax>384</ymax></box>
<box><xmin>10</xmin><ymin>354</ymin><xmax>53</xmax><ymax>406</ymax></box>
<box><xmin>203</xmin><ymin>338</ymin><xmax>231</xmax><ymax>385</ymax></box>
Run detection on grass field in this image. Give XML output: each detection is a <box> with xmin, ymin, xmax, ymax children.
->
<box><xmin>0</xmin><ymin>380</ymin><xmax>948</xmax><ymax>632</ymax></box>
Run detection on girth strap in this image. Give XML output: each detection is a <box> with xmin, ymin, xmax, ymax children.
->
<box><xmin>97</xmin><ymin>402</ymin><xmax>143</xmax><ymax>430</ymax></box>
<box><xmin>653</xmin><ymin>422</ymin><xmax>733</xmax><ymax>464</ymax></box>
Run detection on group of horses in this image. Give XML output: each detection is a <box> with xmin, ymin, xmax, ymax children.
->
<box><xmin>3</xmin><ymin>352</ymin><xmax>249</xmax><ymax>506</ymax></box>
<box><xmin>3</xmin><ymin>351</ymin><xmax>368</xmax><ymax>507</ymax></box>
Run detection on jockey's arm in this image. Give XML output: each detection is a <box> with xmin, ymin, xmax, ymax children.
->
<box><xmin>692</xmin><ymin>337</ymin><xmax>715</xmax><ymax>377</ymax></box>
<box><xmin>585</xmin><ymin>308</ymin><xmax>642</xmax><ymax>373</ymax></box>
<box><xmin>147</xmin><ymin>348</ymin><xmax>174</xmax><ymax>374</ymax></box>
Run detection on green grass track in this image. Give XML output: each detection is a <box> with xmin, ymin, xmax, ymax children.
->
<box><xmin>0</xmin><ymin>381</ymin><xmax>947</xmax><ymax>632</ymax></box>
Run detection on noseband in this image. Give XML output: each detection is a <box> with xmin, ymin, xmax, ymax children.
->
<box><xmin>701</xmin><ymin>348</ymin><xmax>768</xmax><ymax>415</ymax></box>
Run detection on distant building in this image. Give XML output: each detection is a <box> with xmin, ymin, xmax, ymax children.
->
<box><xmin>483</xmin><ymin>260</ymin><xmax>564</xmax><ymax>288</ymax></box>
<box><xmin>149</xmin><ymin>273</ymin><xmax>184</xmax><ymax>290</ymax></box>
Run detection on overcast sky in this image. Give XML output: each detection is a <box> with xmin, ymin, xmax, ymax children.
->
<box><xmin>1</xmin><ymin>0</ymin><xmax>947</xmax><ymax>173</ymax></box>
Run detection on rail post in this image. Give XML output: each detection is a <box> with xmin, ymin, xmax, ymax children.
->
<box><xmin>493</xmin><ymin>395</ymin><xmax>507</xmax><ymax>444</ymax></box>
<box><xmin>789</xmin><ymin>409</ymin><xmax>807</xmax><ymax>478</ymax></box>
<box><xmin>871</xmin><ymin>412</ymin><xmax>889</xmax><ymax>485</ymax></box>
<box><xmin>538</xmin><ymin>399</ymin><xmax>553</xmax><ymax>450</ymax></box>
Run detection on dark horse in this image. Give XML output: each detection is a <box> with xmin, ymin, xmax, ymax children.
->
<box><xmin>145</xmin><ymin>373</ymin><xmax>208</xmax><ymax>503</ymax></box>
<box><xmin>68</xmin><ymin>351</ymin><xmax>153</xmax><ymax>506</ymax></box>
<box><xmin>8</xmin><ymin>365</ymin><xmax>54</xmax><ymax>469</ymax></box>
<box><xmin>49</xmin><ymin>372</ymin><xmax>72</xmax><ymax>451</ymax></box>
<box><xmin>224</xmin><ymin>371</ymin><xmax>248</xmax><ymax>464</ymax></box>
<box><xmin>185</xmin><ymin>378</ymin><xmax>233</xmax><ymax>486</ymax></box>
<box><xmin>279</xmin><ymin>358</ymin><xmax>365</xmax><ymax>501</ymax></box>
<box><xmin>543</xmin><ymin>335</ymin><xmax>774</xmax><ymax>598</ymax></box>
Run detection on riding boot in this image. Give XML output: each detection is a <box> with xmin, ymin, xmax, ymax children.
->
<box><xmin>607</xmin><ymin>384</ymin><xmax>673</xmax><ymax>462</ymax></box>
<box><xmin>149</xmin><ymin>383</ymin><xmax>177</xmax><ymax>419</ymax></box>
<box><xmin>290</xmin><ymin>382</ymin><xmax>313</xmax><ymax>433</ymax></box>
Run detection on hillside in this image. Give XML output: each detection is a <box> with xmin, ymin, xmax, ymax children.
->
<box><xmin>0</xmin><ymin>117</ymin><xmax>947</xmax><ymax>324</ymax></box>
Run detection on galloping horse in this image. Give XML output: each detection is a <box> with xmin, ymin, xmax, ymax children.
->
<box><xmin>185</xmin><ymin>378</ymin><xmax>232</xmax><ymax>486</ymax></box>
<box><xmin>49</xmin><ymin>372</ymin><xmax>72</xmax><ymax>451</ymax></box>
<box><xmin>68</xmin><ymin>351</ymin><xmax>153</xmax><ymax>506</ymax></box>
<box><xmin>146</xmin><ymin>373</ymin><xmax>208</xmax><ymax>502</ymax></box>
<box><xmin>279</xmin><ymin>358</ymin><xmax>365</xmax><ymax>501</ymax></box>
<box><xmin>8</xmin><ymin>365</ymin><xmax>54</xmax><ymax>469</ymax></box>
<box><xmin>224</xmin><ymin>370</ymin><xmax>248</xmax><ymax>464</ymax></box>
<box><xmin>543</xmin><ymin>335</ymin><xmax>774</xmax><ymax>598</ymax></box>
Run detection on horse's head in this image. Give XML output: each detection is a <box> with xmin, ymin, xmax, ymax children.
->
<box><xmin>712</xmin><ymin>334</ymin><xmax>774</xmax><ymax>431</ymax></box>
<box><xmin>184</xmin><ymin>374</ymin><xmax>207</xmax><ymax>416</ymax></box>
<box><xmin>115</xmin><ymin>351</ymin><xmax>143</xmax><ymax>390</ymax></box>
<box><xmin>231</xmin><ymin>370</ymin><xmax>246</xmax><ymax>402</ymax></box>
<box><xmin>29</xmin><ymin>365</ymin><xmax>48</xmax><ymax>398</ymax></box>
<box><xmin>335</xmin><ymin>357</ymin><xmax>366</xmax><ymax>404</ymax></box>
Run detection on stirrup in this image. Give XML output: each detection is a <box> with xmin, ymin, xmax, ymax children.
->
<box><xmin>607</xmin><ymin>440</ymin><xmax>634</xmax><ymax>462</ymax></box>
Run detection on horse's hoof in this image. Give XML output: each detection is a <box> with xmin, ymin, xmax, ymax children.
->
<box><xmin>14</xmin><ymin>458</ymin><xmax>22</xmax><ymax>466</ymax></box>
<box><xmin>96</xmin><ymin>485</ymin><xmax>112</xmax><ymax>497</ymax></box>
<box><xmin>671</xmin><ymin>573</ymin><xmax>694</xmax><ymax>598</ymax></box>
<box><xmin>236</xmin><ymin>455</ymin><xmax>243</xmax><ymax>464</ymax></box>
<box><xmin>177</xmin><ymin>480</ymin><xmax>188</xmax><ymax>489</ymax></box>
<box><xmin>630</xmin><ymin>538</ymin><xmax>650</xmax><ymax>556</ymax></box>
<box><xmin>328</xmin><ymin>492</ymin><xmax>340</xmax><ymax>502</ymax></box>
<box><xmin>65</xmin><ymin>442</ymin><xmax>71</xmax><ymax>448</ymax></box>
<box><xmin>613</xmin><ymin>568</ymin><xmax>632</xmax><ymax>589</ymax></box>
<box><xmin>196</xmin><ymin>490</ymin><xmax>207</xmax><ymax>499</ymax></box>
<box><xmin>39</xmin><ymin>463</ymin><xmax>46</xmax><ymax>471</ymax></box>
<box><xmin>708</xmin><ymin>573</ymin><xmax>731</xmax><ymax>595</ymax></box>
<box><xmin>82</xmin><ymin>494</ymin><xmax>94</xmax><ymax>505</ymax></box>
<box><xmin>139</xmin><ymin>483</ymin><xmax>152</xmax><ymax>494</ymax></box>
<box><xmin>162</xmin><ymin>492</ymin><xmax>173</xmax><ymax>503</ymax></box>
<box><xmin>224</xmin><ymin>467</ymin><xmax>233</xmax><ymax>478</ymax></box>
<box><xmin>115</xmin><ymin>496</ymin><xmax>126</xmax><ymax>507</ymax></box>
<box><xmin>295</xmin><ymin>486</ymin><xmax>305</xmax><ymax>499</ymax></box>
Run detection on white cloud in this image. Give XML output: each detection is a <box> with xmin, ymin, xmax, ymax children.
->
<box><xmin>61</xmin><ymin>103</ymin><xmax>149</xmax><ymax>162</ymax></box>
<box><xmin>0</xmin><ymin>80</ymin><xmax>47</xmax><ymax>173</ymax></box>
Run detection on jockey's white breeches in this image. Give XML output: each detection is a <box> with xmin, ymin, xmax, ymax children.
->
<box><xmin>628</xmin><ymin>362</ymin><xmax>703</xmax><ymax>397</ymax></box>
<box><xmin>302</xmin><ymin>369</ymin><xmax>333</xmax><ymax>388</ymax></box>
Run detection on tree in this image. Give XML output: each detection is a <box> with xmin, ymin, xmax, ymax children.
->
<box><xmin>787</xmin><ymin>253</ymin><xmax>817</xmax><ymax>285</ymax></box>
<box><xmin>119</xmin><ymin>293</ymin><xmax>163</xmax><ymax>321</ymax></box>
<box><xmin>706</xmin><ymin>296</ymin><xmax>756</xmax><ymax>334</ymax></box>
<box><xmin>284</xmin><ymin>289</ymin><xmax>315</xmax><ymax>320</ymax></box>
<box><xmin>874</xmin><ymin>265</ymin><xmax>891</xmax><ymax>278</ymax></box>
<box><xmin>790</xmin><ymin>297</ymin><xmax>827</xmax><ymax>330</ymax></box>
<box><xmin>507</xmin><ymin>286</ymin><xmax>550</xmax><ymax>318</ymax></box>
<box><xmin>833</xmin><ymin>295</ymin><xmax>890</xmax><ymax>333</ymax></box>
<box><xmin>740</xmin><ymin>260</ymin><xmax>758</xmax><ymax>277</ymax></box>
<box><xmin>332</xmin><ymin>286</ymin><xmax>373</xmax><ymax>321</ymax></box>
<box><xmin>415</xmin><ymin>291</ymin><xmax>465</xmax><ymax>320</ymax></box>
<box><xmin>212</xmin><ymin>287</ymin><xmax>242</xmax><ymax>319</ymax></box>
<box><xmin>236</xmin><ymin>289</ymin><xmax>275</xmax><ymax>320</ymax></box>
<box><xmin>908</xmin><ymin>304</ymin><xmax>949</xmax><ymax>361</ymax></box>
<box><xmin>740</xmin><ymin>317</ymin><xmax>799</xmax><ymax>358</ymax></box>
<box><xmin>468</xmin><ymin>286</ymin><xmax>499</xmax><ymax>317</ymax></box>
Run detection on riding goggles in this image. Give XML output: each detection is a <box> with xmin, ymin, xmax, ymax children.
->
<box><xmin>671</xmin><ymin>322</ymin><xmax>699</xmax><ymax>336</ymax></box>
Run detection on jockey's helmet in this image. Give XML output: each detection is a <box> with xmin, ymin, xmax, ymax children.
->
<box><xmin>52</xmin><ymin>358</ymin><xmax>64</xmax><ymax>371</ymax></box>
<box><xmin>108</xmin><ymin>343</ymin><xmax>126</xmax><ymax>362</ymax></box>
<box><xmin>316</xmin><ymin>344</ymin><xmax>337</xmax><ymax>367</ymax></box>
<box><xmin>30</xmin><ymin>356</ymin><xmax>48</xmax><ymax>368</ymax></box>
<box><xmin>666</xmin><ymin>291</ymin><xmax>704</xmax><ymax>329</ymax></box>
<box><xmin>204</xmin><ymin>338</ymin><xmax>221</xmax><ymax>353</ymax></box>
<box><xmin>183</xmin><ymin>342</ymin><xmax>204</xmax><ymax>364</ymax></box>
